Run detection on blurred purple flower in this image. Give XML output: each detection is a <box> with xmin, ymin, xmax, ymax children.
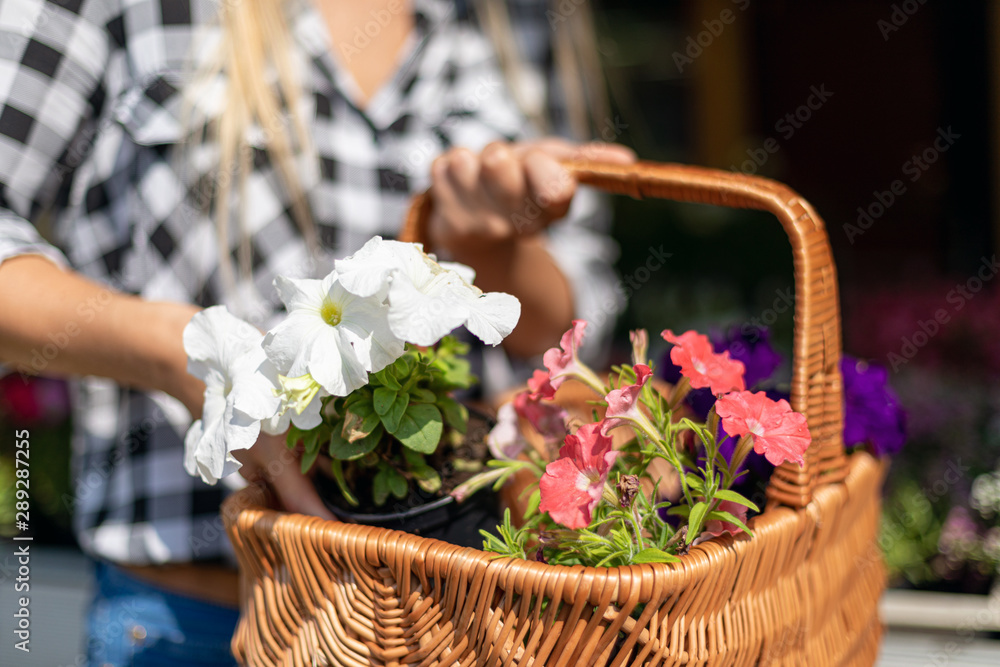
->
<box><xmin>0</xmin><ymin>375</ymin><xmax>71</xmax><ymax>425</ymax></box>
<box><xmin>938</xmin><ymin>506</ymin><xmax>980</xmax><ymax>563</ymax></box>
<box><xmin>710</xmin><ymin>325</ymin><xmax>782</xmax><ymax>389</ymax></box>
<box><xmin>841</xmin><ymin>356</ymin><xmax>906</xmax><ymax>456</ymax></box>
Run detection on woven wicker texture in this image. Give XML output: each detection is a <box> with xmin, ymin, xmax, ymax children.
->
<box><xmin>223</xmin><ymin>162</ymin><xmax>887</xmax><ymax>666</ymax></box>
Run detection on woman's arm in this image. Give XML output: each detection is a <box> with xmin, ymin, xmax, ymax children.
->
<box><xmin>0</xmin><ymin>255</ymin><xmax>335</xmax><ymax>518</ymax></box>
<box><xmin>0</xmin><ymin>255</ymin><xmax>204</xmax><ymax>415</ymax></box>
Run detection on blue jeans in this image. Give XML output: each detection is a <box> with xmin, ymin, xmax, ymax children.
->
<box><xmin>86</xmin><ymin>561</ymin><xmax>240</xmax><ymax>666</ymax></box>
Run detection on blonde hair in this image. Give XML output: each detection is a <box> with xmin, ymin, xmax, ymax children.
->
<box><xmin>474</xmin><ymin>0</ymin><xmax>611</xmax><ymax>140</ymax></box>
<box><xmin>187</xmin><ymin>0</ymin><xmax>317</xmax><ymax>293</ymax></box>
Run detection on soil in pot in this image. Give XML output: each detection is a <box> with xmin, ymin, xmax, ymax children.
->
<box><xmin>312</xmin><ymin>407</ymin><xmax>501</xmax><ymax>548</ymax></box>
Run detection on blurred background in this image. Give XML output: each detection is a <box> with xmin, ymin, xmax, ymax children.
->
<box><xmin>2</xmin><ymin>0</ymin><xmax>999</xmax><ymax>663</ymax></box>
<box><xmin>600</xmin><ymin>0</ymin><xmax>1000</xmax><ymax>602</ymax></box>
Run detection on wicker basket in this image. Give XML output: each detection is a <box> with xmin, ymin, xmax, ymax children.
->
<box><xmin>222</xmin><ymin>162</ymin><xmax>888</xmax><ymax>666</ymax></box>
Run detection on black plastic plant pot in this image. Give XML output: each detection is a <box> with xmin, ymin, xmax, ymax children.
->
<box><xmin>313</xmin><ymin>475</ymin><xmax>501</xmax><ymax>549</ymax></box>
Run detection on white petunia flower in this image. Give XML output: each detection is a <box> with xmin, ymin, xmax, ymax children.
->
<box><xmin>261</xmin><ymin>373</ymin><xmax>325</xmax><ymax>435</ymax></box>
<box><xmin>334</xmin><ymin>236</ymin><xmax>521</xmax><ymax>346</ymax></box>
<box><xmin>183</xmin><ymin>306</ymin><xmax>274</xmax><ymax>484</ymax></box>
<box><xmin>487</xmin><ymin>402</ymin><xmax>528</xmax><ymax>461</ymax></box>
<box><xmin>262</xmin><ymin>272</ymin><xmax>404</xmax><ymax>396</ymax></box>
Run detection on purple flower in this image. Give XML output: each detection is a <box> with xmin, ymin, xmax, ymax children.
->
<box><xmin>841</xmin><ymin>355</ymin><xmax>906</xmax><ymax>456</ymax></box>
<box><xmin>710</xmin><ymin>325</ymin><xmax>782</xmax><ymax>389</ymax></box>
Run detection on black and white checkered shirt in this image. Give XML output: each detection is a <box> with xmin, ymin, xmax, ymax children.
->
<box><xmin>0</xmin><ymin>0</ymin><xmax>623</xmax><ymax>565</ymax></box>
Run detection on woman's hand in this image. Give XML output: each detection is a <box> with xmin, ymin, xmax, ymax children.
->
<box><xmin>426</xmin><ymin>138</ymin><xmax>634</xmax><ymax>358</ymax></box>
<box><xmin>428</xmin><ymin>138</ymin><xmax>635</xmax><ymax>255</ymax></box>
<box><xmin>232</xmin><ymin>432</ymin><xmax>337</xmax><ymax>520</ymax></box>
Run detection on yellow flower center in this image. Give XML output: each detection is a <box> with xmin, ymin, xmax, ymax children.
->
<box><xmin>320</xmin><ymin>300</ymin><xmax>342</xmax><ymax>327</ymax></box>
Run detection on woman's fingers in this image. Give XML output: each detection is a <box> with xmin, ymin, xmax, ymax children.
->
<box><xmin>479</xmin><ymin>142</ymin><xmax>525</xmax><ymax>213</ymax></box>
<box><xmin>523</xmin><ymin>149</ymin><xmax>575</xmax><ymax>226</ymax></box>
<box><xmin>427</xmin><ymin>139</ymin><xmax>636</xmax><ymax>252</ymax></box>
<box><xmin>268</xmin><ymin>463</ymin><xmax>338</xmax><ymax>520</ymax></box>
<box><xmin>235</xmin><ymin>433</ymin><xmax>337</xmax><ymax>520</ymax></box>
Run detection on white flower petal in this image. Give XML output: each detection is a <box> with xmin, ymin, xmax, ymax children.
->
<box><xmin>438</xmin><ymin>260</ymin><xmax>476</xmax><ymax>284</ymax></box>
<box><xmin>487</xmin><ymin>402</ymin><xmax>527</xmax><ymax>461</ymax></box>
<box><xmin>457</xmin><ymin>290</ymin><xmax>521</xmax><ymax>346</ymax></box>
<box><xmin>230</xmin><ymin>351</ymin><xmax>281</xmax><ymax>421</ymax></box>
<box><xmin>307</xmin><ymin>328</ymin><xmax>369</xmax><ymax>395</ymax></box>
<box><xmin>184</xmin><ymin>305</ymin><xmax>261</xmax><ymax>362</ymax></box>
<box><xmin>262</xmin><ymin>311</ymin><xmax>328</xmax><ymax>376</ymax></box>
<box><xmin>386</xmin><ymin>276</ymin><xmax>469</xmax><ymax>345</ymax></box>
<box><xmin>332</xmin><ymin>236</ymin><xmax>404</xmax><ymax>298</ymax></box>
<box><xmin>273</xmin><ymin>274</ymin><xmax>327</xmax><ymax>312</ymax></box>
<box><xmin>181</xmin><ymin>306</ymin><xmax>268</xmax><ymax>485</ymax></box>
<box><xmin>291</xmin><ymin>397</ymin><xmax>324</xmax><ymax>430</ymax></box>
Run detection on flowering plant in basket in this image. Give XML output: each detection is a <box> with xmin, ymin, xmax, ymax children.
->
<box><xmin>180</xmin><ymin>236</ymin><xmax>521</xmax><ymax>510</ymax></box>
<box><xmin>481</xmin><ymin>322</ymin><xmax>812</xmax><ymax>566</ymax></box>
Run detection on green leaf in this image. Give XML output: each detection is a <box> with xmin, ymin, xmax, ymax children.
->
<box><xmin>343</xmin><ymin>402</ymin><xmax>380</xmax><ymax>443</ymax></box>
<box><xmin>301</xmin><ymin>427</ymin><xmax>322</xmax><ymax>455</ymax></box>
<box><xmin>437</xmin><ymin>396</ymin><xmax>468</xmax><ymax>434</ymax></box>
<box><xmin>666</xmin><ymin>505</ymin><xmax>691</xmax><ymax>517</ymax></box>
<box><xmin>524</xmin><ymin>488</ymin><xmax>541</xmax><ymax>519</ymax></box>
<box><xmin>329</xmin><ymin>459</ymin><xmax>358</xmax><ymax>506</ymax></box>
<box><xmin>286</xmin><ymin>424</ymin><xmax>306</xmax><ymax>449</ymax></box>
<box><xmin>344</xmin><ymin>389</ymin><xmax>370</xmax><ymax>409</ymax></box>
<box><xmin>395</xmin><ymin>403</ymin><xmax>443</xmax><ymax>453</ymax></box>
<box><xmin>402</xmin><ymin>450</ymin><xmax>442</xmax><ymax>493</ymax></box>
<box><xmin>706</xmin><ymin>510</ymin><xmax>754</xmax><ymax>537</ymax></box>
<box><xmin>686</xmin><ymin>476</ymin><xmax>705</xmax><ymax>495</ymax></box>
<box><xmin>392</xmin><ymin>354</ymin><xmax>414</xmax><ymax>379</ymax></box>
<box><xmin>712</xmin><ymin>489</ymin><xmax>760</xmax><ymax>513</ymax></box>
<box><xmin>409</xmin><ymin>387</ymin><xmax>437</xmax><ymax>403</ymax></box>
<box><xmin>381</xmin><ymin>392</ymin><xmax>409</xmax><ymax>434</ymax></box>
<box><xmin>413</xmin><ymin>467</ymin><xmax>442</xmax><ymax>494</ymax></box>
<box><xmin>387</xmin><ymin>468</ymin><xmax>408</xmax><ymax>499</ymax></box>
<box><xmin>300</xmin><ymin>446</ymin><xmax>320</xmax><ymax>474</ymax></box>
<box><xmin>632</xmin><ymin>547</ymin><xmax>681</xmax><ymax>564</ymax></box>
<box><xmin>372</xmin><ymin>467</ymin><xmax>391</xmax><ymax>506</ymax></box>
<box><xmin>371</xmin><ymin>367</ymin><xmax>402</xmax><ymax>391</ymax></box>
<box><xmin>373</xmin><ymin>387</ymin><xmax>398</xmax><ymax>416</ymax></box>
<box><xmin>373</xmin><ymin>464</ymin><xmax>408</xmax><ymax>506</ymax></box>
<box><xmin>328</xmin><ymin>423</ymin><xmax>382</xmax><ymax>460</ymax></box>
<box><xmin>686</xmin><ymin>501</ymin><xmax>709</xmax><ymax>543</ymax></box>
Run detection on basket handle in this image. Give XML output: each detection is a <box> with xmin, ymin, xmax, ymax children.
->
<box><xmin>400</xmin><ymin>160</ymin><xmax>847</xmax><ymax>508</ymax></box>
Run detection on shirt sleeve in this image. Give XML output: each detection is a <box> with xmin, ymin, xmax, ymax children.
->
<box><xmin>0</xmin><ymin>0</ymin><xmax>112</xmax><ymax>271</ymax></box>
<box><xmin>431</xmin><ymin>22</ymin><xmax>625</xmax><ymax>362</ymax></box>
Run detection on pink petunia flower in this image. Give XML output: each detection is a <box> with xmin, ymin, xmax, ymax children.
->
<box><xmin>702</xmin><ymin>499</ymin><xmax>749</xmax><ymax>538</ymax></box>
<box><xmin>662</xmin><ymin>329</ymin><xmax>746</xmax><ymax>395</ymax></box>
<box><xmin>514</xmin><ymin>391</ymin><xmax>569</xmax><ymax>444</ymax></box>
<box><xmin>603</xmin><ymin>364</ymin><xmax>654</xmax><ymax>435</ymax></box>
<box><xmin>539</xmin><ymin>422</ymin><xmax>618</xmax><ymax>529</ymax></box>
<box><xmin>527</xmin><ymin>369</ymin><xmax>557</xmax><ymax>400</ymax></box>
<box><xmin>715</xmin><ymin>390</ymin><xmax>811</xmax><ymax>466</ymax></box>
<box><xmin>542</xmin><ymin>319</ymin><xmax>588</xmax><ymax>389</ymax></box>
